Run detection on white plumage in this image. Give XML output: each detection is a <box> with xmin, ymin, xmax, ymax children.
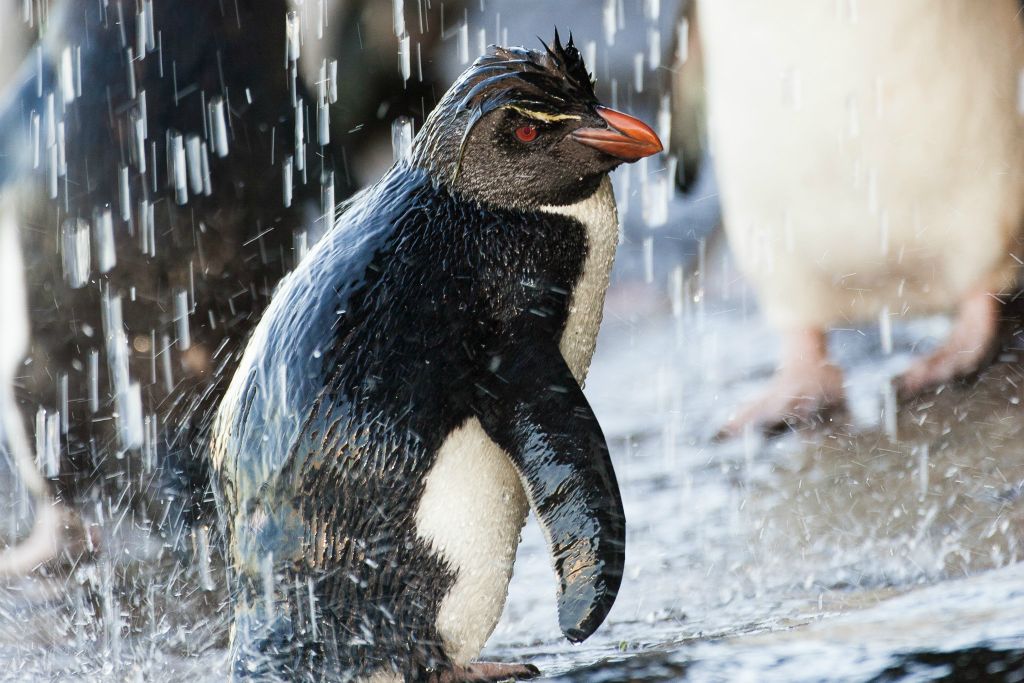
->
<box><xmin>698</xmin><ymin>0</ymin><xmax>1024</xmax><ymax>329</ymax></box>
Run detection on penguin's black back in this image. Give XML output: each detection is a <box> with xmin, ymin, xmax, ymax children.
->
<box><xmin>213</xmin><ymin>164</ymin><xmax>590</xmax><ymax>677</ymax></box>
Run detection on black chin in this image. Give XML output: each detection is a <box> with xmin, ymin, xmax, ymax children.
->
<box><xmin>542</xmin><ymin>172</ymin><xmax>606</xmax><ymax>207</ymax></box>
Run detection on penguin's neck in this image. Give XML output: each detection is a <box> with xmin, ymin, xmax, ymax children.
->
<box><xmin>539</xmin><ymin>176</ymin><xmax>619</xmax><ymax>383</ymax></box>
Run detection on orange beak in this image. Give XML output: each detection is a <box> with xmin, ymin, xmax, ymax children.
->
<box><xmin>571</xmin><ymin>106</ymin><xmax>663</xmax><ymax>162</ymax></box>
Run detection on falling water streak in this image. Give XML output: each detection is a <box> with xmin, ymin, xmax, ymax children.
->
<box><xmin>657</xmin><ymin>94</ymin><xmax>671</xmax><ymax>146</ymax></box>
<box><xmin>294</xmin><ymin>229</ymin><xmax>308</xmax><ymax>263</ymax></box>
<box><xmin>917</xmin><ymin>445</ymin><xmax>929</xmax><ymax>500</ymax></box>
<box><xmin>584</xmin><ymin>41</ymin><xmax>597</xmax><ymax>76</ymax></box>
<box><xmin>647</xmin><ymin>28</ymin><xmax>661</xmax><ymax>70</ymax></box>
<box><xmin>60</xmin><ymin>46</ymin><xmax>75</xmax><ymax>104</ymax></box>
<box><xmin>135</xmin><ymin>7</ymin><xmax>146</xmax><ymax>59</ymax></box>
<box><xmin>643</xmin><ymin>237</ymin><xmax>654</xmax><ymax>284</ymax></box>
<box><xmin>696</xmin><ymin>237</ymin><xmax>707</xmax><ymax>334</ymax></box>
<box><xmin>141</xmin><ymin>413</ymin><xmax>157</xmax><ymax>471</ymax></box>
<box><xmin>458</xmin><ymin>21</ymin><xmax>469</xmax><ymax>65</ymax></box>
<box><xmin>126</xmin><ymin>47</ymin><xmax>136</xmax><ymax>99</ymax></box>
<box><xmin>669</xmin><ymin>266</ymin><xmax>685</xmax><ymax>347</ymax></box>
<box><xmin>44</xmin><ymin>410</ymin><xmax>59</xmax><ymax>478</ymax></box>
<box><xmin>322</xmin><ymin>170</ymin><xmax>336</xmax><ymax>229</ymax></box>
<box><xmin>633</xmin><ymin>52</ymin><xmax>643</xmax><ymax>93</ymax></box>
<box><xmin>30</xmin><ymin>112</ymin><xmax>40</xmax><ymax>168</ymax></box>
<box><xmin>170</xmin><ymin>131</ymin><xmax>187</xmax><ymax>205</ymax></box>
<box><xmin>195</xmin><ymin>526</ymin><xmax>215</xmax><ymax>591</ymax></box>
<box><xmin>118</xmin><ymin>164</ymin><xmax>131</xmax><ymax>221</ymax></box>
<box><xmin>88</xmin><ymin>349</ymin><xmax>99</xmax><ymax>412</ymax></box>
<box><xmin>318</xmin><ymin>98</ymin><xmax>330</xmax><ymax>146</ymax></box>
<box><xmin>174</xmin><ymin>288</ymin><xmax>191</xmax><ymax>351</ymax></box>
<box><xmin>45</xmin><ymin>92</ymin><xmax>57</xmax><ymax>197</ymax></box>
<box><xmin>33</xmin><ymin>409</ymin><xmax>60</xmax><ymax>478</ymax></box>
<box><xmin>399</xmin><ymin>32</ymin><xmax>411</xmax><ymax>83</ymax></box>
<box><xmin>100</xmin><ymin>559</ymin><xmax>122</xmax><ymax>663</ymax></box>
<box><xmin>393</xmin><ymin>0</ymin><xmax>406</xmax><ymax>37</ymax></box>
<box><xmin>138</xmin><ymin>199</ymin><xmax>152</xmax><ymax>256</ymax></box>
<box><xmin>57</xmin><ymin>120</ymin><xmax>67</xmax><ymax>178</ymax></box>
<box><xmin>146</xmin><ymin>199</ymin><xmax>156</xmax><ymax>255</ymax></box>
<box><xmin>131</xmin><ymin>109</ymin><xmax>146</xmax><ymax>173</ymax></box>
<box><xmin>58</xmin><ymin>372</ymin><xmax>68</xmax><ymax>434</ymax></box>
<box><xmin>328</xmin><ymin>59</ymin><xmax>338</xmax><ymax>103</ymax></box>
<box><xmin>294</xmin><ymin>100</ymin><xmax>306</xmax><ymax>172</ymax></box>
<box><xmin>603</xmin><ymin>0</ymin><xmax>617</xmax><ymax>45</ymax></box>
<box><xmin>210</xmin><ymin>96</ymin><xmax>229</xmax><ymax>157</ymax></box>
<box><xmin>391</xmin><ymin>116</ymin><xmax>414</xmax><ymax>163</ymax></box>
<box><xmin>879</xmin><ymin>306</ymin><xmax>892</xmax><ymax>355</ymax></box>
<box><xmin>282</xmin><ymin>156</ymin><xmax>294</xmax><ymax>208</ymax></box>
<box><xmin>307</xmin><ymin>578</ymin><xmax>318</xmax><ymax>639</ymax></box>
<box><xmin>160</xmin><ymin>333</ymin><xmax>173</xmax><ymax>393</ymax></box>
<box><xmin>286</xmin><ymin>10</ymin><xmax>301</xmax><ymax>63</ymax></box>
<box><xmin>144</xmin><ymin>0</ymin><xmax>156</xmax><ymax>50</ymax></box>
<box><xmin>200</xmin><ymin>141</ymin><xmax>212</xmax><ymax>195</ymax></box>
<box><xmin>43</xmin><ymin>92</ymin><xmax>55</xmax><ymax>148</ymax></box>
<box><xmin>882</xmin><ymin>381</ymin><xmax>898</xmax><ymax>441</ymax></box>
<box><xmin>94</xmin><ymin>206</ymin><xmax>116</xmax><ymax>273</ymax></box>
<box><xmin>61</xmin><ymin>217</ymin><xmax>91</xmax><ymax>288</ymax></box>
<box><xmin>121</xmin><ymin>381</ymin><xmax>144</xmax><ymax>451</ymax></box>
<box><xmin>185</xmin><ymin>134</ymin><xmax>203</xmax><ymax>195</ymax></box>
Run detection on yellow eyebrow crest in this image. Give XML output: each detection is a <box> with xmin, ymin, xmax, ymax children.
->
<box><xmin>504</xmin><ymin>105</ymin><xmax>581</xmax><ymax>122</ymax></box>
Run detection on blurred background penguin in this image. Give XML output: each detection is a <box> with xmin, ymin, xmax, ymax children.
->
<box><xmin>672</xmin><ymin>0</ymin><xmax>1024</xmax><ymax>438</ymax></box>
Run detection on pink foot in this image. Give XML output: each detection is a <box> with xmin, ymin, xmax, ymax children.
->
<box><xmin>717</xmin><ymin>327</ymin><xmax>845</xmax><ymax>440</ymax></box>
<box><xmin>431</xmin><ymin>662</ymin><xmax>541</xmax><ymax>682</ymax></box>
<box><xmin>896</xmin><ymin>289</ymin><xmax>1000</xmax><ymax>399</ymax></box>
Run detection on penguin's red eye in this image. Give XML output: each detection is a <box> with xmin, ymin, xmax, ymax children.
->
<box><xmin>514</xmin><ymin>125</ymin><xmax>538</xmax><ymax>143</ymax></box>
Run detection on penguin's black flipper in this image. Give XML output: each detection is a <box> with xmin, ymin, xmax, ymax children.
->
<box><xmin>474</xmin><ymin>337</ymin><xmax>625</xmax><ymax>644</ymax></box>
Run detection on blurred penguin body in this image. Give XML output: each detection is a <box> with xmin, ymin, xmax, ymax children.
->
<box><xmin>697</xmin><ymin>0</ymin><xmax>1024</xmax><ymax>435</ymax></box>
<box><xmin>700</xmin><ymin>0</ymin><xmax>1024</xmax><ymax>329</ymax></box>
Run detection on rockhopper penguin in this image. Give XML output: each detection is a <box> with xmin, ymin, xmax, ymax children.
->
<box><xmin>210</xmin><ymin>33</ymin><xmax>662</xmax><ymax>680</ymax></box>
<box><xmin>692</xmin><ymin>0</ymin><xmax>1024</xmax><ymax>438</ymax></box>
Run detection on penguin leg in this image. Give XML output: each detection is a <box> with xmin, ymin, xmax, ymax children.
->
<box><xmin>473</xmin><ymin>336</ymin><xmax>625</xmax><ymax>644</ymax></box>
<box><xmin>430</xmin><ymin>662</ymin><xmax>541</xmax><ymax>682</ymax></box>
<box><xmin>895</xmin><ymin>288</ymin><xmax>1000</xmax><ymax>399</ymax></box>
<box><xmin>716</xmin><ymin>327</ymin><xmax>845</xmax><ymax>440</ymax></box>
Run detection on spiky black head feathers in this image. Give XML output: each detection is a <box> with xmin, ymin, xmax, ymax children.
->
<box><xmin>458</xmin><ymin>30</ymin><xmax>597</xmax><ymax>119</ymax></box>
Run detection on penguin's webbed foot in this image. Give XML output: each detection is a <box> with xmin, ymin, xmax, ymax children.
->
<box><xmin>716</xmin><ymin>327</ymin><xmax>845</xmax><ymax>440</ymax></box>
<box><xmin>895</xmin><ymin>288</ymin><xmax>1000</xmax><ymax>400</ymax></box>
<box><xmin>429</xmin><ymin>662</ymin><xmax>541</xmax><ymax>682</ymax></box>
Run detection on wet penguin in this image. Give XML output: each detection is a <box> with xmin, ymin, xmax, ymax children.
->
<box><xmin>209</xmin><ymin>33</ymin><xmax>662</xmax><ymax>681</ymax></box>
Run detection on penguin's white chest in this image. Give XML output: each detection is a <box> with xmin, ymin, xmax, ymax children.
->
<box><xmin>413</xmin><ymin>179</ymin><xmax>619</xmax><ymax>664</ymax></box>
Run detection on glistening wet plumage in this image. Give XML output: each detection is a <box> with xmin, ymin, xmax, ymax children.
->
<box><xmin>210</xmin><ymin>34</ymin><xmax>661</xmax><ymax>680</ymax></box>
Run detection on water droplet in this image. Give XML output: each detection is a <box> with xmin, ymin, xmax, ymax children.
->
<box><xmin>61</xmin><ymin>217</ymin><xmax>90</xmax><ymax>288</ymax></box>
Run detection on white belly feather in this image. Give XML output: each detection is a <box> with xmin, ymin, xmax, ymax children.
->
<box><xmin>698</xmin><ymin>0</ymin><xmax>1024</xmax><ymax>327</ymax></box>
<box><xmin>413</xmin><ymin>178</ymin><xmax>619</xmax><ymax>664</ymax></box>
